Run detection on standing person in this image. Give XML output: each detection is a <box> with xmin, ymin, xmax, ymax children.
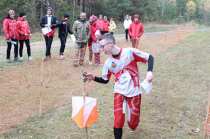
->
<box><xmin>57</xmin><ymin>13</ymin><xmax>73</xmax><ymax>60</ymax></box>
<box><xmin>17</xmin><ymin>12</ymin><xmax>32</xmax><ymax>61</ymax></box>
<box><xmin>96</xmin><ymin>14</ymin><xmax>104</xmax><ymax>32</ymax></box>
<box><xmin>103</xmin><ymin>16</ymin><xmax>110</xmax><ymax>34</ymax></box>
<box><xmin>129</xmin><ymin>14</ymin><xmax>144</xmax><ymax>49</ymax></box>
<box><xmin>83</xmin><ymin>33</ymin><xmax>154</xmax><ymax>139</ymax></box>
<box><xmin>123</xmin><ymin>15</ymin><xmax>132</xmax><ymax>41</ymax></box>
<box><xmin>89</xmin><ymin>15</ymin><xmax>101</xmax><ymax>65</ymax></box>
<box><xmin>72</xmin><ymin>12</ymin><xmax>90</xmax><ymax>66</ymax></box>
<box><xmin>3</xmin><ymin>9</ymin><xmax>19</xmax><ymax>62</ymax></box>
<box><xmin>109</xmin><ymin>17</ymin><xmax>117</xmax><ymax>35</ymax></box>
<box><xmin>40</xmin><ymin>7</ymin><xmax>58</xmax><ymax>61</ymax></box>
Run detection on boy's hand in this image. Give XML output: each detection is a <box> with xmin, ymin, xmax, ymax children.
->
<box><xmin>146</xmin><ymin>71</ymin><xmax>153</xmax><ymax>82</ymax></box>
<box><xmin>82</xmin><ymin>72</ymin><xmax>94</xmax><ymax>82</ymax></box>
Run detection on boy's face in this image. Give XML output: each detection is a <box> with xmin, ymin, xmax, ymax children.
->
<box><xmin>23</xmin><ymin>15</ymin><xmax>27</xmax><ymax>19</ymax></box>
<box><xmin>9</xmin><ymin>10</ymin><xmax>15</xmax><ymax>19</ymax></box>
<box><xmin>64</xmin><ymin>17</ymin><xmax>69</xmax><ymax>21</ymax></box>
<box><xmin>99</xmin><ymin>15</ymin><xmax>103</xmax><ymax>19</ymax></box>
<box><xmin>134</xmin><ymin>17</ymin><xmax>139</xmax><ymax>22</ymax></box>
<box><xmin>47</xmin><ymin>9</ymin><xmax>52</xmax><ymax>15</ymax></box>
<box><xmin>126</xmin><ymin>15</ymin><xmax>129</xmax><ymax>19</ymax></box>
<box><xmin>80</xmin><ymin>14</ymin><xmax>86</xmax><ymax>20</ymax></box>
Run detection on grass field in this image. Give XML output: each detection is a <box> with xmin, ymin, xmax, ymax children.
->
<box><xmin>0</xmin><ymin>25</ymin><xmax>210</xmax><ymax>139</ymax></box>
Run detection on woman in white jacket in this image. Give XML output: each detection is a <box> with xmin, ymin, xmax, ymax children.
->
<box><xmin>123</xmin><ymin>15</ymin><xmax>132</xmax><ymax>41</ymax></box>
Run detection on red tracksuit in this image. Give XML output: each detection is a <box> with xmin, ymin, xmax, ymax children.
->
<box><xmin>3</xmin><ymin>17</ymin><xmax>19</xmax><ymax>59</ymax></box>
<box><xmin>129</xmin><ymin>21</ymin><xmax>144</xmax><ymax>48</ymax></box>
<box><xmin>17</xmin><ymin>17</ymin><xmax>32</xmax><ymax>57</ymax></box>
<box><xmin>89</xmin><ymin>21</ymin><xmax>100</xmax><ymax>64</ymax></box>
<box><xmin>3</xmin><ymin>17</ymin><xmax>19</xmax><ymax>40</ymax></box>
<box><xmin>96</xmin><ymin>19</ymin><xmax>104</xmax><ymax>31</ymax></box>
<box><xmin>96</xmin><ymin>19</ymin><xmax>109</xmax><ymax>34</ymax></box>
<box><xmin>17</xmin><ymin>17</ymin><xmax>31</xmax><ymax>40</ymax></box>
<box><xmin>103</xmin><ymin>20</ymin><xmax>110</xmax><ymax>32</ymax></box>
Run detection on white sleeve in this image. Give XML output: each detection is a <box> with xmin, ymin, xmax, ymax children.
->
<box><xmin>102</xmin><ymin>61</ymin><xmax>112</xmax><ymax>80</ymax></box>
<box><xmin>123</xmin><ymin>21</ymin><xmax>126</xmax><ymax>29</ymax></box>
<box><xmin>131</xmin><ymin>48</ymin><xmax>150</xmax><ymax>63</ymax></box>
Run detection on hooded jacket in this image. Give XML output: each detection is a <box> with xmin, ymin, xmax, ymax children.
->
<box><xmin>17</xmin><ymin>17</ymin><xmax>31</xmax><ymax>40</ymax></box>
<box><xmin>128</xmin><ymin>21</ymin><xmax>144</xmax><ymax>39</ymax></box>
<box><xmin>3</xmin><ymin>17</ymin><xmax>19</xmax><ymax>40</ymax></box>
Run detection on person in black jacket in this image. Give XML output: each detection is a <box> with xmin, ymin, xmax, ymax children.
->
<box><xmin>57</xmin><ymin>14</ymin><xmax>73</xmax><ymax>59</ymax></box>
<box><xmin>40</xmin><ymin>7</ymin><xmax>58</xmax><ymax>61</ymax></box>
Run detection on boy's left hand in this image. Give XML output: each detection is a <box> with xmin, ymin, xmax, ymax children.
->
<box><xmin>82</xmin><ymin>72</ymin><xmax>94</xmax><ymax>82</ymax></box>
<box><xmin>146</xmin><ymin>71</ymin><xmax>153</xmax><ymax>82</ymax></box>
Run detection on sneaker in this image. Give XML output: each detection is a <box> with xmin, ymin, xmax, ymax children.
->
<box><xmin>28</xmin><ymin>56</ymin><xmax>32</xmax><ymax>61</ymax></box>
<box><xmin>43</xmin><ymin>56</ymin><xmax>50</xmax><ymax>62</ymax></box>
<box><xmin>19</xmin><ymin>57</ymin><xmax>23</xmax><ymax>61</ymax></box>
<box><xmin>6</xmin><ymin>59</ymin><xmax>11</xmax><ymax>63</ymax></box>
<box><xmin>88</xmin><ymin>61</ymin><xmax>93</xmax><ymax>65</ymax></box>
<box><xmin>14</xmin><ymin>57</ymin><xmax>19</xmax><ymax>62</ymax></box>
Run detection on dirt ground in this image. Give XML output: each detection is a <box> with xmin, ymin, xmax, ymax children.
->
<box><xmin>0</xmin><ymin>24</ymin><xmax>196</xmax><ymax>135</ymax></box>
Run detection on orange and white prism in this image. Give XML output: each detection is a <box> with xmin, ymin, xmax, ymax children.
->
<box><xmin>72</xmin><ymin>96</ymin><xmax>98</xmax><ymax>128</ymax></box>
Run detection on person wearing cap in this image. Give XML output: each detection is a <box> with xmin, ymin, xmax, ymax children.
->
<box><xmin>123</xmin><ymin>15</ymin><xmax>132</xmax><ymax>41</ymax></box>
<box><xmin>40</xmin><ymin>7</ymin><xmax>58</xmax><ymax>61</ymax></box>
<box><xmin>83</xmin><ymin>33</ymin><xmax>154</xmax><ymax>139</ymax></box>
<box><xmin>72</xmin><ymin>12</ymin><xmax>90</xmax><ymax>66</ymax></box>
<box><xmin>57</xmin><ymin>14</ymin><xmax>73</xmax><ymax>60</ymax></box>
<box><xmin>129</xmin><ymin>14</ymin><xmax>144</xmax><ymax>48</ymax></box>
<box><xmin>88</xmin><ymin>15</ymin><xmax>101</xmax><ymax>65</ymax></box>
<box><xmin>17</xmin><ymin>12</ymin><xmax>32</xmax><ymax>61</ymax></box>
<box><xmin>3</xmin><ymin>9</ymin><xmax>19</xmax><ymax>62</ymax></box>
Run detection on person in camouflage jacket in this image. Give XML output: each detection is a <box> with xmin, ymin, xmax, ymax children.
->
<box><xmin>72</xmin><ymin>12</ymin><xmax>90</xmax><ymax>66</ymax></box>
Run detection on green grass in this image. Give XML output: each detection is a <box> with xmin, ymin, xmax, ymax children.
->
<box><xmin>115</xmin><ymin>23</ymin><xmax>176</xmax><ymax>34</ymax></box>
<box><xmin>1</xmin><ymin>30</ymin><xmax>210</xmax><ymax>139</ymax></box>
<box><xmin>144</xmin><ymin>26</ymin><xmax>174</xmax><ymax>33</ymax></box>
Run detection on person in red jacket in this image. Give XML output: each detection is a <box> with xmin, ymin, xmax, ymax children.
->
<box><xmin>17</xmin><ymin>12</ymin><xmax>32</xmax><ymax>61</ymax></box>
<box><xmin>88</xmin><ymin>15</ymin><xmax>101</xmax><ymax>65</ymax></box>
<box><xmin>103</xmin><ymin>16</ymin><xmax>110</xmax><ymax>33</ymax></box>
<box><xmin>96</xmin><ymin>15</ymin><xmax>109</xmax><ymax>34</ymax></box>
<box><xmin>129</xmin><ymin>14</ymin><xmax>144</xmax><ymax>49</ymax></box>
<box><xmin>3</xmin><ymin>9</ymin><xmax>19</xmax><ymax>62</ymax></box>
<box><xmin>96</xmin><ymin>14</ymin><xmax>104</xmax><ymax>32</ymax></box>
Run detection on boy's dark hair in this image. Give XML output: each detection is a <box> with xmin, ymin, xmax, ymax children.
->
<box><xmin>19</xmin><ymin>12</ymin><xmax>26</xmax><ymax>17</ymax></box>
<box><xmin>64</xmin><ymin>13</ymin><xmax>69</xmax><ymax>18</ymax></box>
<box><xmin>47</xmin><ymin>7</ymin><xmax>53</xmax><ymax>11</ymax></box>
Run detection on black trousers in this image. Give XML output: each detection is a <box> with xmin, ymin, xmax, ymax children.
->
<box><xmin>59</xmin><ymin>36</ymin><xmax>67</xmax><ymax>55</ymax></box>
<box><xmin>19</xmin><ymin>39</ymin><xmax>31</xmax><ymax>57</ymax></box>
<box><xmin>125</xmin><ymin>29</ymin><xmax>129</xmax><ymax>40</ymax></box>
<box><xmin>44</xmin><ymin>36</ymin><xmax>53</xmax><ymax>56</ymax></box>
<box><xmin>6</xmin><ymin>39</ymin><xmax>18</xmax><ymax>59</ymax></box>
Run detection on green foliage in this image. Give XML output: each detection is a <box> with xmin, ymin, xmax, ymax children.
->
<box><xmin>186</xmin><ymin>0</ymin><xmax>197</xmax><ymax>19</ymax></box>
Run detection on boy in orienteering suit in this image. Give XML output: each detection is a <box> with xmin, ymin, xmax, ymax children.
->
<box><xmin>83</xmin><ymin>33</ymin><xmax>154</xmax><ymax>139</ymax></box>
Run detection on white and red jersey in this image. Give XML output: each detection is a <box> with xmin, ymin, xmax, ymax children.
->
<box><xmin>102</xmin><ymin>48</ymin><xmax>150</xmax><ymax>97</ymax></box>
